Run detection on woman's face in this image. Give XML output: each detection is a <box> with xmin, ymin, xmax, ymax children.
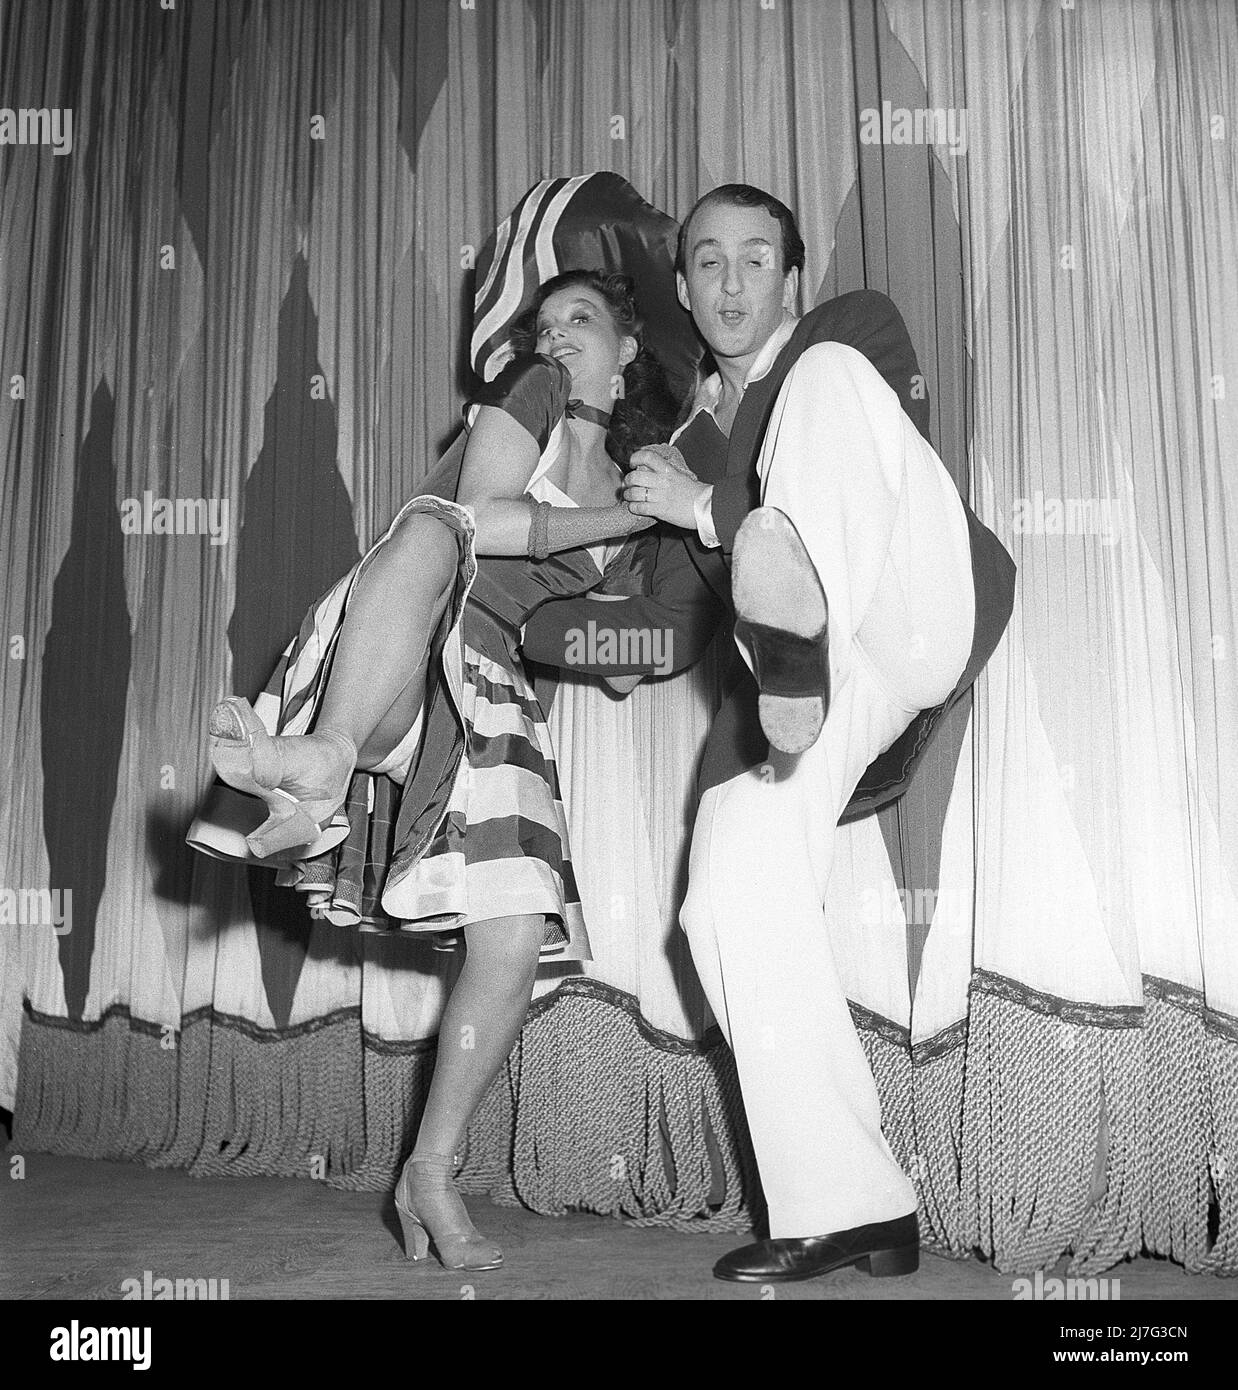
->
<box><xmin>534</xmin><ymin>285</ymin><xmax>635</xmax><ymax>404</ymax></box>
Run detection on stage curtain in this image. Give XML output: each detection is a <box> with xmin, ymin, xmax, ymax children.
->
<box><xmin>3</xmin><ymin>0</ymin><xmax>1234</xmax><ymax>1274</ymax></box>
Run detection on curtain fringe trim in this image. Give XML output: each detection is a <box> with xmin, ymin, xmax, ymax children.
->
<box><xmin>13</xmin><ymin>975</ymin><xmax>1237</xmax><ymax>1268</ymax></box>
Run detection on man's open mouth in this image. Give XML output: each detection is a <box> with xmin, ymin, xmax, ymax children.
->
<box><xmin>718</xmin><ymin>309</ymin><xmax>747</xmax><ymax>326</ymax></box>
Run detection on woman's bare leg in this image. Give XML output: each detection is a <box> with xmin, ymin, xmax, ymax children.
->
<box><xmin>313</xmin><ymin>511</ymin><xmax>459</xmax><ymax>768</ymax></box>
<box><xmin>211</xmin><ymin>510</ymin><xmax>462</xmax><ymax>857</ymax></box>
<box><xmin>400</xmin><ymin>914</ymin><xmax>545</xmax><ymax>1263</ymax></box>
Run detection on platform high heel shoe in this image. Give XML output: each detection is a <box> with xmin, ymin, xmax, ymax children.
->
<box><xmin>208</xmin><ymin>696</ymin><xmax>357</xmax><ymax>859</ymax></box>
<box><xmin>394</xmin><ymin>1152</ymin><xmax>503</xmax><ymax>1271</ymax></box>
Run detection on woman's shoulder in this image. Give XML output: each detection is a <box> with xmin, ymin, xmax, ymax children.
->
<box><xmin>467</xmin><ymin>352</ymin><xmax>573</xmax><ymax>448</ymax></box>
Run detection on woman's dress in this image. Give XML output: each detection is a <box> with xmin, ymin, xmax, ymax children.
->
<box><xmin>187</xmin><ymin>355</ymin><xmax>652</xmax><ymax>961</ymax></box>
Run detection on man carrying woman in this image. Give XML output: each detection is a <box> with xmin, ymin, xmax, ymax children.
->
<box><xmin>524</xmin><ymin>184</ymin><xmax>1015</xmax><ymax>1283</ymax></box>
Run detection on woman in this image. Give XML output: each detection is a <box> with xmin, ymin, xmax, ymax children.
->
<box><xmin>194</xmin><ymin>270</ymin><xmax>682</xmax><ymax>1272</ymax></box>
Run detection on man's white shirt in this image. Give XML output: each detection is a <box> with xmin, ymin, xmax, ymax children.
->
<box><xmin>672</xmin><ymin>311</ymin><xmax>800</xmax><ymax>549</ymax></box>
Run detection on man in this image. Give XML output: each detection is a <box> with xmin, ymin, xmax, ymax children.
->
<box><xmin>521</xmin><ymin>185</ymin><xmax>1015</xmax><ymax>1282</ymax></box>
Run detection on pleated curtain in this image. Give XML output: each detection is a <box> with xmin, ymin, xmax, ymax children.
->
<box><xmin>2</xmin><ymin>0</ymin><xmax>1234</xmax><ymax>1274</ymax></box>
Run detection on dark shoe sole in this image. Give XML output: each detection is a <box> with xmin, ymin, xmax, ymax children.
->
<box><xmin>713</xmin><ymin>1242</ymin><xmax>920</xmax><ymax>1283</ymax></box>
<box><xmin>732</xmin><ymin>507</ymin><xmax>829</xmax><ymax>754</ymax></box>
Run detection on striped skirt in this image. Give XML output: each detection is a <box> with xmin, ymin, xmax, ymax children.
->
<box><xmin>187</xmin><ymin>493</ymin><xmax>590</xmax><ymax>960</ymax></box>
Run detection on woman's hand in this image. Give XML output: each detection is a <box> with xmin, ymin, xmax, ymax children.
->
<box><xmin>622</xmin><ymin>445</ymin><xmax>709</xmax><ymax>531</ymax></box>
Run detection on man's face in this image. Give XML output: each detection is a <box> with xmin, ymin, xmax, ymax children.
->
<box><xmin>676</xmin><ymin>200</ymin><xmax>799</xmax><ymax>368</ymax></box>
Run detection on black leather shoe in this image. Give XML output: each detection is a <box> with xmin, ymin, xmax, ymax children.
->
<box><xmin>713</xmin><ymin>1212</ymin><xmax>919</xmax><ymax>1283</ymax></box>
<box><xmin>731</xmin><ymin>507</ymin><xmax>830</xmax><ymax>755</ymax></box>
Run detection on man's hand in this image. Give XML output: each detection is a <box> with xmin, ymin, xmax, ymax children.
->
<box><xmin>623</xmin><ymin>444</ymin><xmax>709</xmax><ymax>530</ymax></box>
<box><xmin>603</xmin><ymin>673</ymin><xmax>644</xmax><ymax>696</ymax></box>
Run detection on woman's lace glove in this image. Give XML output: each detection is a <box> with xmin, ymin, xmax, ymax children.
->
<box><xmin>527</xmin><ymin>499</ymin><xmax>654</xmax><ymax>560</ymax></box>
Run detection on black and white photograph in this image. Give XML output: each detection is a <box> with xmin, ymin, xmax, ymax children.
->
<box><xmin>0</xmin><ymin>0</ymin><xmax>1234</xmax><ymax>1345</ymax></box>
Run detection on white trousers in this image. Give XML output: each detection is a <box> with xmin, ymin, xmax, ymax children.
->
<box><xmin>681</xmin><ymin>342</ymin><xmax>976</xmax><ymax>1237</ymax></box>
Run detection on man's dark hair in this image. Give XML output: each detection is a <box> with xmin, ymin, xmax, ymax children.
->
<box><xmin>674</xmin><ymin>184</ymin><xmax>806</xmax><ymax>278</ymax></box>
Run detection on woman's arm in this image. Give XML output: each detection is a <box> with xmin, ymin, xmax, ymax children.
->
<box><xmin>457</xmin><ymin>404</ymin><xmax>653</xmax><ymax>557</ymax></box>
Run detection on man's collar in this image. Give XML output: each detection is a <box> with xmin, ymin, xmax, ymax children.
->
<box><xmin>674</xmin><ymin>312</ymin><xmax>800</xmax><ymax>440</ymax></box>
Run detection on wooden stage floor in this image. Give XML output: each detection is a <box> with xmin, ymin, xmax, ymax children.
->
<box><xmin>1</xmin><ymin>1151</ymin><xmax>1229</xmax><ymax>1302</ymax></box>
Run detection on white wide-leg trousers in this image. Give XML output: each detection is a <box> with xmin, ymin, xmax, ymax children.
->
<box><xmin>681</xmin><ymin>342</ymin><xmax>976</xmax><ymax>1237</ymax></box>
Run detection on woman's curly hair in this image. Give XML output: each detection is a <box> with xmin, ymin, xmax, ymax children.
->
<box><xmin>508</xmin><ymin>269</ymin><xmax>684</xmax><ymax>467</ymax></box>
